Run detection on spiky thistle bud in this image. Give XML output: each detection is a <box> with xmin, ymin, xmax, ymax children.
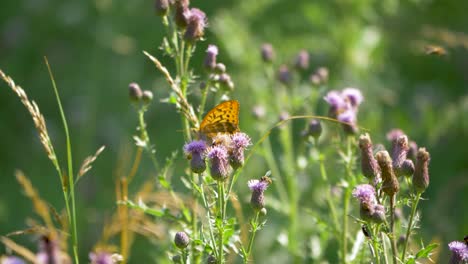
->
<box><xmin>174</xmin><ymin>232</ymin><xmax>190</xmax><ymax>249</ymax></box>
<box><xmin>184</xmin><ymin>8</ymin><xmax>207</xmax><ymax>43</ymax></box>
<box><xmin>228</xmin><ymin>132</ymin><xmax>251</xmax><ymax>169</ymax></box>
<box><xmin>358</xmin><ymin>133</ymin><xmax>380</xmax><ymax>181</ymax></box>
<box><xmin>392</xmin><ymin>135</ymin><xmax>409</xmax><ymax>177</ymax></box>
<box><xmin>376</xmin><ymin>151</ymin><xmax>399</xmax><ymax>196</ymax></box>
<box><xmin>214</xmin><ymin>63</ymin><xmax>226</xmax><ymax>74</ymax></box>
<box><xmin>128</xmin><ymin>82</ymin><xmax>142</xmax><ymax>102</ymax></box>
<box><xmin>278</xmin><ymin>65</ymin><xmax>291</xmax><ymax>85</ymax></box>
<box><xmin>174</xmin><ymin>0</ymin><xmax>190</xmax><ymax>28</ymax></box>
<box><xmin>261</xmin><ymin>43</ymin><xmax>274</xmax><ymax>63</ymax></box>
<box><xmin>408</xmin><ymin>141</ymin><xmax>418</xmax><ymax>161</ymax></box>
<box><xmin>155</xmin><ymin>0</ymin><xmax>169</xmax><ymax>16</ymax></box>
<box><xmin>184</xmin><ymin>140</ymin><xmax>207</xmax><ymax>173</ymax></box>
<box><xmin>400</xmin><ymin>159</ymin><xmax>415</xmax><ymax>177</ymax></box>
<box><xmin>204</xmin><ymin>45</ymin><xmax>218</xmax><ymax>71</ymax></box>
<box><xmin>294</xmin><ymin>49</ymin><xmax>309</xmax><ymax>70</ymax></box>
<box><xmin>352</xmin><ymin>184</ymin><xmax>385</xmax><ymax>223</ymax></box>
<box><xmin>448</xmin><ymin>241</ymin><xmax>468</xmax><ymax>264</ymax></box>
<box><xmin>412</xmin><ymin>148</ymin><xmax>430</xmax><ymax>193</ymax></box>
<box><xmin>248</xmin><ymin>177</ymin><xmax>271</xmax><ymax>211</ymax></box>
<box><xmin>207</xmin><ymin>145</ymin><xmax>230</xmax><ymax>181</ymax></box>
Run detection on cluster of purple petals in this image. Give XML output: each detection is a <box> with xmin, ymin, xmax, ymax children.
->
<box><xmin>448</xmin><ymin>241</ymin><xmax>468</xmax><ymax>263</ymax></box>
<box><xmin>352</xmin><ymin>184</ymin><xmax>376</xmax><ymax>205</ymax></box>
<box><xmin>324</xmin><ymin>88</ymin><xmax>363</xmax><ymax>126</ymax></box>
<box><xmin>89</xmin><ymin>252</ymin><xmax>115</xmax><ymax>264</ymax></box>
<box><xmin>248</xmin><ymin>179</ymin><xmax>269</xmax><ymax>193</ymax></box>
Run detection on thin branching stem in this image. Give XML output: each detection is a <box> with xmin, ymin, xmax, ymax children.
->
<box><xmin>245</xmin><ymin>212</ymin><xmax>260</xmax><ymax>262</ymax></box>
<box><xmin>389</xmin><ymin>195</ymin><xmax>398</xmax><ymax>264</ymax></box>
<box><xmin>401</xmin><ymin>192</ymin><xmax>421</xmax><ymax>261</ymax></box>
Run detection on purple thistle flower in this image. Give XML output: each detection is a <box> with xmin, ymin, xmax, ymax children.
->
<box><xmin>1</xmin><ymin>256</ymin><xmax>25</xmax><ymax>264</ymax></box>
<box><xmin>278</xmin><ymin>65</ymin><xmax>291</xmax><ymax>84</ymax></box>
<box><xmin>204</xmin><ymin>44</ymin><xmax>218</xmax><ymax>70</ymax></box>
<box><xmin>155</xmin><ymin>0</ymin><xmax>169</xmax><ymax>16</ymax></box>
<box><xmin>448</xmin><ymin>241</ymin><xmax>468</xmax><ymax>264</ymax></box>
<box><xmin>370</xmin><ymin>204</ymin><xmax>386</xmax><ymax>223</ymax></box>
<box><xmin>352</xmin><ymin>184</ymin><xmax>376</xmax><ymax>205</ymax></box>
<box><xmin>408</xmin><ymin>140</ymin><xmax>418</xmax><ymax>161</ymax></box>
<box><xmin>337</xmin><ymin>109</ymin><xmax>356</xmax><ymax>124</ymax></box>
<box><xmin>229</xmin><ymin>132</ymin><xmax>251</xmax><ymax>169</ymax></box>
<box><xmin>89</xmin><ymin>252</ymin><xmax>115</xmax><ymax>264</ymax></box>
<box><xmin>294</xmin><ymin>49</ymin><xmax>309</xmax><ymax>70</ymax></box>
<box><xmin>324</xmin><ymin>91</ymin><xmax>346</xmax><ymax>115</ymax></box>
<box><xmin>207</xmin><ymin>145</ymin><xmax>230</xmax><ymax>181</ymax></box>
<box><xmin>184</xmin><ymin>140</ymin><xmax>207</xmax><ymax>173</ymax></box>
<box><xmin>261</xmin><ymin>43</ymin><xmax>275</xmax><ymax>63</ymax></box>
<box><xmin>248</xmin><ymin>178</ymin><xmax>270</xmax><ymax>211</ymax></box>
<box><xmin>342</xmin><ymin>87</ymin><xmax>363</xmax><ymax>108</ymax></box>
<box><xmin>36</xmin><ymin>236</ymin><xmax>60</xmax><ymax>264</ymax></box>
<box><xmin>174</xmin><ymin>0</ymin><xmax>190</xmax><ymax>28</ymax></box>
<box><xmin>184</xmin><ymin>8</ymin><xmax>207</xmax><ymax>42</ymax></box>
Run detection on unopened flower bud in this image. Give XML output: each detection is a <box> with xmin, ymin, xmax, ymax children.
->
<box><xmin>142</xmin><ymin>90</ymin><xmax>153</xmax><ymax>105</ymax></box>
<box><xmin>309</xmin><ymin>74</ymin><xmax>321</xmax><ymax>85</ymax></box>
<box><xmin>204</xmin><ymin>45</ymin><xmax>218</xmax><ymax>70</ymax></box>
<box><xmin>294</xmin><ymin>49</ymin><xmax>309</xmax><ymax>70</ymax></box>
<box><xmin>400</xmin><ymin>159</ymin><xmax>415</xmax><ymax>177</ymax></box>
<box><xmin>278</xmin><ymin>65</ymin><xmax>291</xmax><ymax>84</ymax></box>
<box><xmin>302</xmin><ymin>119</ymin><xmax>322</xmax><ymax>140</ymax></box>
<box><xmin>376</xmin><ymin>151</ymin><xmax>399</xmax><ymax>196</ymax></box>
<box><xmin>174</xmin><ymin>232</ymin><xmax>190</xmax><ymax>249</ymax></box>
<box><xmin>155</xmin><ymin>0</ymin><xmax>169</xmax><ymax>16</ymax></box>
<box><xmin>259</xmin><ymin>207</ymin><xmax>267</xmax><ymax>216</ymax></box>
<box><xmin>128</xmin><ymin>82</ymin><xmax>142</xmax><ymax>102</ymax></box>
<box><xmin>370</xmin><ymin>204</ymin><xmax>386</xmax><ymax>223</ymax></box>
<box><xmin>316</xmin><ymin>67</ymin><xmax>329</xmax><ymax>83</ymax></box>
<box><xmin>359</xmin><ymin>133</ymin><xmax>380</xmax><ymax>181</ymax></box>
<box><xmin>174</xmin><ymin>0</ymin><xmax>190</xmax><ymax>28</ymax></box>
<box><xmin>172</xmin><ymin>255</ymin><xmax>182</xmax><ymax>263</ymax></box>
<box><xmin>184</xmin><ymin>8</ymin><xmax>207</xmax><ymax>43</ymax></box>
<box><xmin>412</xmin><ymin>148</ymin><xmax>430</xmax><ymax>193</ymax></box>
<box><xmin>214</xmin><ymin>63</ymin><xmax>226</xmax><ymax>74</ymax></box>
<box><xmin>261</xmin><ymin>43</ymin><xmax>274</xmax><ymax>63</ymax></box>
<box><xmin>408</xmin><ymin>141</ymin><xmax>418</xmax><ymax>161</ymax></box>
<box><xmin>208</xmin><ymin>145</ymin><xmax>230</xmax><ymax>181</ymax></box>
<box><xmin>392</xmin><ymin>135</ymin><xmax>409</xmax><ymax>177</ymax></box>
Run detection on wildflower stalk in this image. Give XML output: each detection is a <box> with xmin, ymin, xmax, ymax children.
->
<box><xmin>45</xmin><ymin>59</ymin><xmax>79</xmax><ymax>264</ymax></box>
<box><xmin>388</xmin><ymin>195</ymin><xmax>398</xmax><ymax>264</ymax></box>
<box><xmin>381</xmin><ymin>232</ymin><xmax>389</xmax><ymax>264</ymax></box>
<box><xmin>138</xmin><ymin>108</ymin><xmax>159</xmax><ymax>171</ymax></box>
<box><xmin>200</xmin><ymin>183</ymin><xmax>218</xmax><ymax>259</ymax></box>
<box><xmin>245</xmin><ymin>212</ymin><xmax>260</xmax><ymax>263</ymax></box>
<box><xmin>217</xmin><ymin>182</ymin><xmax>226</xmax><ymax>264</ymax></box>
<box><xmin>341</xmin><ymin>136</ymin><xmax>355</xmax><ymax>263</ymax></box>
<box><xmin>401</xmin><ymin>192</ymin><xmax>421</xmax><ymax>261</ymax></box>
<box><xmin>318</xmin><ymin>154</ymin><xmax>339</xmax><ymax>237</ymax></box>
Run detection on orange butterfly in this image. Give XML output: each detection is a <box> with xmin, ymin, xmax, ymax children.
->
<box><xmin>199</xmin><ymin>100</ymin><xmax>240</xmax><ymax>140</ymax></box>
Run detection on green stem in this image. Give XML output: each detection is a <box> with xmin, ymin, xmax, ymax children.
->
<box><xmin>401</xmin><ymin>193</ymin><xmax>421</xmax><ymax>261</ymax></box>
<box><xmin>200</xmin><ymin>183</ymin><xmax>218</xmax><ymax>259</ymax></box>
<box><xmin>245</xmin><ymin>212</ymin><xmax>260</xmax><ymax>262</ymax></box>
<box><xmin>341</xmin><ymin>136</ymin><xmax>355</xmax><ymax>263</ymax></box>
<box><xmin>381</xmin><ymin>232</ymin><xmax>389</xmax><ymax>264</ymax></box>
<box><xmin>319</xmin><ymin>155</ymin><xmax>339</xmax><ymax>237</ymax></box>
<box><xmin>217</xmin><ymin>182</ymin><xmax>226</xmax><ymax>264</ymax></box>
<box><xmin>45</xmin><ymin>60</ymin><xmax>79</xmax><ymax>264</ymax></box>
<box><xmin>389</xmin><ymin>195</ymin><xmax>398</xmax><ymax>264</ymax></box>
<box><xmin>261</xmin><ymin>138</ymin><xmax>288</xmax><ymax>204</ymax></box>
<box><xmin>198</xmin><ymin>79</ymin><xmax>211</xmax><ymax>122</ymax></box>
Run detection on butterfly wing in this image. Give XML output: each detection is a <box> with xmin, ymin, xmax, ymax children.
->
<box><xmin>200</xmin><ymin>100</ymin><xmax>240</xmax><ymax>139</ymax></box>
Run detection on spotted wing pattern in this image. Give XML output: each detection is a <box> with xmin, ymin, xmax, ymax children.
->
<box><xmin>200</xmin><ymin>100</ymin><xmax>240</xmax><ymax>139</ymax></box>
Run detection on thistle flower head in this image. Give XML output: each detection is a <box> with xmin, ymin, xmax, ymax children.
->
<box><xmin>448</xmin><ymin>241</ymin><xmax>468</xmax><ymax>264</ymax></box>
<box><xmin>261</xmin><ymin>43</ymin><xmax>275</xmax><ymax>63</ymax></box>
<box><xmin>1</xmin><ymin>256</ymin><xmax>25</xmax><ymax>264</ymax></box>
<box><xmin>376</xmin><ymin>150</ymin><xmax>399</xmax><ymax>196</ymax></box>
<box><xmin>184</xmin><ymin>8</ymin><xmax>207</xmax><ymax>42</ymax></box>
<box><xmin>174</xmin><ymin>231</ymin><xmax>190</xmax><ymax>249</ymax></box>
<box><xmin>174</xmin><ymin>0</ymin><xmax>191</xmax><ymax>28</ymax></box>
<box><xmin>408</xmin><ymin>140</ymin><xmax>418</xmax><ymax>161</ymax></box>
<box><xmin>302</xmin><ymin>119</ymin><xmax>322</xmax><ymax>140</ymax></box>
<box><xmin>324</xmin><ymin>91</ymin><xmax>346</xmax><ymax>113</ymax></box>
<box><xmin>89</xmin><ymin>252</ymin><xmax>115</xmax><ymax>264</ymax></box>
<box><xmin>392</xmin><ymin>135</ymin><xmax>409</xmax><ymax>177</ymax></box>
<box><xmin>204</xmin><ymin>44</ymin><xmax>218</xmax><ymax>70</ymax></box>
<box><xmin>278</xmin><ymin>65</ymin><xmax>291</xmax><ymax>84</ymax></box>
<box><xmin>228</xmin><ymin>132</ymin><xmax>251</xmax><ymax>169</ymax></box>
<box><xmin>370</xmin><ymin>204</ymin><xmax>386</xmax><ymax>223</ymax></box>
<box><xmin>294</xmin><ymin>49</ymin><xmax>309</xmax><ymax>70</ymax></box>
<box><xmin>248</xmin><ymin>177</ymin><xmax>270</xmax><ymax>211</ymax></box>
<box><xmin>142</xmin><ymin>90</ymin><xmax>153</xmax><ymax>105</ymax></box>
<box><xmin>155</xmin><ymin>0</ymin><xmax>169</xmax><ymax>16</ymax></box>
<box><xmin>352</xmin><ymin>184</ymin><xmax>376</xmax><ymax>205</ymax></box>
<box><xmin>342</xmin><ymin>87</ymin><xmax>363</xmax><ymax>108</ymax></box>
<box><xmin>184</xmin><ymin>140</ymin><xmax>207</xmax><ymax>173</ymax></box>
<box><xmin>413</xmin><ymin>148</ymin><xmax>430</xmax><ymax>193</ymax></box>
<box><xmin>400</xmin><ymin>159</ymin><xmax>415</xmax><ymax>177</ymax></box>
<box><xmin>128</xmin><ymin>82</ymin><xmax>142</xmax><ymax>102</ymax></box>
<box><xmin>207</xmin><ymin>145</ymin><xmax>230</xmax><ymax>181</ymax></box>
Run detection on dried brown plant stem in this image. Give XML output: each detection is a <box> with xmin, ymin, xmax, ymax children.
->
<box><xmin>0</xmin><ymin>236</ymin><xmax>36</xmax><ymax>262</ymax></box>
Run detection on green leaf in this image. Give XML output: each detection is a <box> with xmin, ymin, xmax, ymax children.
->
<box><xmin>405</xmin><ymin>257</ymin><xmax>415</xmax><ymax>264</ymax></box>
<box><xmin>415</xmin><ymin>243</ymin><xmax>438</xmax><ymax>259</ymax></box>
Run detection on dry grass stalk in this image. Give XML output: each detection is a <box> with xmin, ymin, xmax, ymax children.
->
<box><xmin>0</xmin><ymin>69</ymin><xmax>57</xmax><ymax>166</ymax></box>
<box><xmin>0</xmin><ymin>236</ymin><xmax>36</xmax><ymax>262</ymax></box>
<box><xmin>15</xmin><ymin>170</ymin><xmax>57</xmax><ymax>240</ymax></box>
<box><xmin>78</xmin><ymin>145</ymin><xmax>106</xmax><ymax>179</ymax></box>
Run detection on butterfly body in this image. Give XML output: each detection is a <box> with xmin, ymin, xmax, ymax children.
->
<box><xmin>199</xmin><ymin>100</ymin><xmax>240</xmax><ymax>140</ymax></box>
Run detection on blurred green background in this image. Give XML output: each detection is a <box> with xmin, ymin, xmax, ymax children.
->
<box><xmin>1</xmin><ymin>0</ymin><xmax>467</xmax><ymax>262</ymax></box>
